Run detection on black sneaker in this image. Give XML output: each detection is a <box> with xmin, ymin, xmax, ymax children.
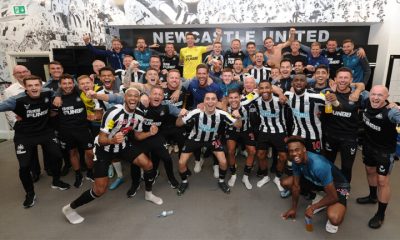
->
<box><xmin>31</xmin><ymin>172</ymin><xmax>40</xmax><ymax>183</ymax></box>
<box><xmin>169</xmin><ymin>178</ymin><xmax>179</xmax><ymax>189</ymax></box>
<box><xmin>127</xmin><ymin>184</ymin><xmax>140</xmax><ymax>198</ymax></box>
<box><xmin>61</xmin><ymin>165</ymin><xmax>71</xmax><ymax>177</ymax></box>
<box><xmin>368</xmin><ymin>214</ymin><xmax>384</xmax><ymax>229</ymax></box>
<box><xmin>74</xmin><ymin>174</ymin><xmax>83</xmax><ymax>188</ymax></box>
<box><xmin>357</xmin><ymin>196</ymin><xmax>378</xmax><ymax>204</ymax></box>
<box><xmin>177</xmin><ymin>182</ymin><xmax>188</xmax><ymax>196</ymax></box>
<box><xmin>23</xmin><ymin>192</ymin><xmax>36</xmax><ymax>208</ymax></box>
<box><xmin>186</xmin><ymin>169</ymin><xmax>192</xmax><ymax>177</ymax></box>
<box><xmin>51</xmin><ymin>180</ymin><xmax>71</xmax><ymax>190</ymax></box>
<box><xmin>85</xmin><ymin>170</ymin><xmax>94</xmax><ymax>182</ymax></box>
<box><xmin>218</xmin><ymin>181</ymin><xmax>231</xmax><ymax>194</ymax></box>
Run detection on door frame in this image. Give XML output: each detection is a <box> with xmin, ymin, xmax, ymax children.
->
<box><xmin>6</xmin><ymin>51</ymin><xmax>52</xmax><ymax>83</ymax></box>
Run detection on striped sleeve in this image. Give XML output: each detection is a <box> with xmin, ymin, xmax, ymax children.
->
<box><xmin>182</xmin><ymin>108</ymin><xmax>201</xmax><ymax>124</ymax></box>
<box><xmin>309</xmin><ymin>92</ymin><xmax>326</xmax><ymax>106</ymax></box>
<box><xmin>219</xmin><ymin>110</ymin><xmax>236</xmax><ymax>126</ymax></box>
<box><xmin>100</xmin><ymin>106</ymin><xmax>121</xmax><ymax>134</ymax></box>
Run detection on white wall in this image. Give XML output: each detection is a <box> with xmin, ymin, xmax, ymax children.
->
<box><xmin>369</xmin><ymin>0</ymin><xmax>400</xmax><ymax>102</ymax></box>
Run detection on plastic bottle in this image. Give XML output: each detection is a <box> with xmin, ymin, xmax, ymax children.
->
<box><xmin>325</xmin><ymin>91</ymin><xmax>333</xmax><ymax>114</ymax></box>
<box><xmin>305</xmin><ymin>216</ymin><xmax>313</xmax><ymax>232</ymax></box>
<box><xmin>158</xmin><ymin>210</ymin><xmax>174</xmax><ymax>218</ymax></box>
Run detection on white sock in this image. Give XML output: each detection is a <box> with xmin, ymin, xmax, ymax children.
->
<box><xmin>112</xmin><ymin>162</ymin><xmax>123</xmax><ymax>178</ymax></box>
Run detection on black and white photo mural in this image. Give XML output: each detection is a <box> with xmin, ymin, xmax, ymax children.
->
<box><xmin>0</xmin><ymin>0</ymin><xmax>388</xmax><ymax>83</ymax></box>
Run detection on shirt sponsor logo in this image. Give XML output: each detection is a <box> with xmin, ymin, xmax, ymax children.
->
<box><xmin>363</xmin><ymin>115</ymin><xmax>381</xmax><ymax>131</ymax></box>
<box><xmin>333</xmin><ymin>110</ymin><xmax>352</xmax><ymax>118</ymax></box>
<box><xmin>26</xmin><ymin>108</ymin><xmax>48</xmax><ymax>118</ymax></box>
<box><xmin>16</xmin><ymin>144</ymin><xmax>26</xmax><ymax>154</ymax></box>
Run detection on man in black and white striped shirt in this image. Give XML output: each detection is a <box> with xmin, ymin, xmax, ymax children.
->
<box><xmin>62</xmin><ymin>88</ymin><xmax>163</xmax><ymax>224</ymax></box>
<box><xmin>253</xmin><ymin>81</ymin><xmax>290</xmax><ymax>197</ymax></box>
<box><xmin>176</xmin><ymin>92</ymin><xmax>242</xmax><ymax>195</ymax></box>
<box><xmin>249</xmin><ymin>52</ymin><xmax>270</xmax><ymax>84</ymax></box>
<box><xmin>225</xmin><ymin>89</ymin><xmax>257</xmax><ymax>190</ymax></box>
<box><xmin>284</xmin><ymin>74</ymin><xmax>338</xmax><ymax>153</ymax></box>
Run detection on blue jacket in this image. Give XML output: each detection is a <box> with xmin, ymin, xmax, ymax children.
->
<box><xmin>133</xmin><ymin>49</ymin><xmax>159</xmax><ymax>71</ymax></box>
<box><xmin>342</xmin><ymin>52</ymin><xmax>371</xmax><ymax>84</ymax></box>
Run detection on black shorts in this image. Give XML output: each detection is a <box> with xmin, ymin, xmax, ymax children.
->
<box><xmin>59</xmin><ymin>128</ymin><xmax>94</xmax><ymax>151</ymax></box>
<box><xmin>362</xmin><ymin>144</ymin><xmax>395</xmax><ymax>176</ymax></box>
<box><xmin>225</xmin><ymin>130</ymin><xmax>256</xmax><ymax>146</ymax></box>
<box><xmin>300</xmin><ymin>176</ymin><xmax>349</xmax><ymax>207</ymax></box>
<box><xmin>256</xmin><ymin>132</ymin><xmax>286</xmax><ymax>152</ymax></box>
<box><xmin>93</xmin><ymin>143</ymin><xmax>143</xmax><ymax>178</ymax></box>
<box><xmin>182</xmin><ymin>139</ymin><xmax>224</xmax><ymax>153</ymax></box>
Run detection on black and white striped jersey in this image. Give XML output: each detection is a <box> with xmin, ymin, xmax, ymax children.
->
<box><xmin>227</xmin><ymin>105</ymin><xmax>250</xmax><ymax>132</ymax></box>
<box><xmin>233</xmin><ymin>72</ymin><xmax>245</xmax><ymax>82</ymax></box>
<box><xmin>254</xmin><ymin>96</ymin><xmax>287</xmax><ymax>134</ymax></box>
<box><xmin>249</xmin><ymin>66</ymin><xmax>270</xmax><ymax>84</ymax></box>
<box><xmin>284</xmin><ymin>90</ymin><xmax>325</xmax><ymax>140</ymax></box>
<box><xmin>94</xmin><ymin>104</ymin><xmax>144</xmax><ymax>153</ymax></box>
<box><xmin>182</xmin><ymin>109</ymin><xmax>236</xmax><ymax>142</ymax></box>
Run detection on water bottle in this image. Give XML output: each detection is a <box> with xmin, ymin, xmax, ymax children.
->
<box><xmin>158</xmin><ymin>210</ymin><xmax>174</xmax><ymax>218</ymax></box>
<box><xmin>305</xmin><ymin>216</ymin><xmax>313</xmax><ymax>232</ymax></box>
<box><xmin>325</xmin><ymin>91</ymin><xmax>333</xmax><ymax>114</ymax></box>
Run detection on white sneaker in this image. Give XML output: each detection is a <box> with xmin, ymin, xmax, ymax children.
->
<box><xmin>312</xmin><ymin>192</ymin><xmax>327</xmax><ymax>214</ymax></box>
<box><xmin>257</xmin><ymin>176</ymin><xmax>270</xmax><ymax>188</ymax></box>
<box><xmin>62</xmin><ymin>204</ymin><xmax>84</xmax><ymax>224</ymax></box>
<box><xmin>168</xmin><ymin>145</ymin><xmax>173</xmax><ymax>154</ymax></box>
<box><xmin>194</xmin><ymin>158</ymin><xmax>204</xmax><ymax>173</ymax></box>
<box><xmin>273</xmin><ymin>176</ymin><xmax>285</xmax><ymax>192</ymax></box>
<box><xmin>213</xmin><ymin>165</ymin><xmax>219</xmax><ymax>178</ymax></box>
<box><xmin>174</xmin><ymin>144</ymin><xmax>179</xmax><ymax>153</ymax></box>
<box><xmin>242</xmin><ymin>175</ymin><xmax>252</xmax><ymax>190</ymax></box>
<box><xmin>326</xmin><ymin>219</ymin><xmax>339</xmax><ymax>233</ymax></box>
<box><xmin>145</xmin><ymin>191</ymin><xmax>163</xmax><ymax>205</ymax></box>
<box><xmin>228</xmin><ymin>174</ymin><xmax>237</xmax><ymax>187</ymax></box>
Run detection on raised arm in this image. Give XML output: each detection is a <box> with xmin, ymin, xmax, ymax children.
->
<box><xmin>206</xmin><ymin>28</ymin><xmax>223</xmax><ymax>52</ymax></box>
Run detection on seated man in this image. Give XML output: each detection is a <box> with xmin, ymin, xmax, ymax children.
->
<box><xmin>175</xmin><ymin>92</ymin><xmax>242</xmax><ymax>195</ymax></box>
<box><xmin>282</xmin><ymin>136</ymin><xmax>350</xmax><ymax>234</ymax></box>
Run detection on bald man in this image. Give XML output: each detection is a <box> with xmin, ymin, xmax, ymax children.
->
<box><xmin>357</xmin><ymin>85</ymin><xmax>400</xmax><ymax>229</ymax></box>
<box><xmin>91</xmin><ymin>60</ymin><xmax>106</xmax><ymax>86</ymax></box>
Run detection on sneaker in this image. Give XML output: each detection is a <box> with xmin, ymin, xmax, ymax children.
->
<box><xmin>168</xmin><ymin>145</ymin><xmax>173</xmax><ymax>154</ymax></box>
<box><xmin>357</xmin><ymin>195</ymin><xmax>378</xmax><ymax>204</ymax></box>
<box><xmin>51</xmin><ymin>180</ymin><xmax>70</xmax><ymax>190</ymax></box>
<box><xmin>368</xmin><ymin>214</ymin><xmax>384</xmax><ymax>229</ymax></box>
<box><xmin>228</xmin><ymin>174</ymin><xmax>237</xmax><ymax>187</ymax></box>
<box><xmin>127</xmin><ymin>184</ymin><xmax>140</xmax><ymax>198</ymax></box>
<box><xmin>273</xmin><ymin>176</ymin><xmax>285</xmax><ymax>192</ymax></box>
<box><xmin>218</xmin><ymin>181</ymin><xmax>231</xmax><ymax>194</ymax></box>
<box><xmin>23</xmin><ymin>192</ymin><xmax>36</xmax><ymax>208</ymax></box>
<box><xmin>85</xmin><ymin>170</ymin><xmax>94</xmax><ymax>182</ymax></box>
<box><xmin>109</xmin><ymin>177</ymin><xmax>124</xmax><ymax>190</ymax></box>
<box><xmin>186</xmin><ymin>168</ymin><xmax>192</xmax><ymax>177</ymax></box>
<box><xmin>74</xmin><ymin>174</ymin><xmax>83</xmax><ymax>188</ymax></box>
<box><xmin>194</xmin><ymin>158</ymin><xmax>204</xmax><ymax>173</ymax></box>
<box><xmin>242</xmin><ymin>175</ymin><xmax>252</xmax><ymax>190</ymax></box>
<box><xmin>312</xmin><ymin>192</ymin><xmax>327</xmax><ymax>214</ymax></box>
<box><xmin>257</xmin><ymin>176</ymin><xmax>270</xmax><ymax>188</ymax></box>
<box><xmin>280</xmin><ymin>189</ymin><xmax>291</xmax><ymax>198</ymax></box>
<box><xmin>177</xmin><ymin>182</ymin><xmax>188</xmax><ymax>196</ymax></box>
<box><xmin>325</xmin><ymin>219</ymin><xmax>339</xmax><ymax>233</ymax></box>
<box><xmin>60</xmin><ymin>165</ymin><xmax>70</xmax><ymax>177</ymax></box>
<box><xmin>145</xmin><ymin>191</ymin><xmax>163</xmax><ymax>205</ymax></box>
<box><xmin>256</xmin><ymin>168</ymin><xmax>263</xmax><ymax>178</ymax></box>
<box><xmin>108</xmin><ymin>165</ymin><xmax>114</xmax><ymax>178</ymax></box>
<box><xmin>62</xmin><ymin>204</ymin><xmax>84</xmax><ymax>224</ymax></box>
<box><xmin>168</xmin><ymin>178</ymin><xmax>180</xmax><ymax>189</ymax></box>
<box><xmin>174</xmin><ymin>144</ymin><xmax>179</xmax><ymax>153</ymax></box>
<box><xmin>152</xmin><ymin>170</ymin><xmax>160</xmax><ymax>185</ymax></box>
<box><xmin>213</xmin><ymin>165</ymin><xmax>219</xmax><ymax>178</ymax></box>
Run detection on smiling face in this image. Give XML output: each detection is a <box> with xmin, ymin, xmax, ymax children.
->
<box><xmin>213</xmin><ymin>43</ymin><xmax>222</xmax><ymax>55</ymax></box>
<box><xmin>334</xmin><ymin>70</ymin><xmax>352</xmax><ymax>92</ymax></box>
<box><xmin>221</xmin><ymin>71</ymin><xmax>233</xmax><ymax>85</ymax></box>
<box><xmin>186</xmin><ymin>34</ymin><xmax>195</xmax><ymax>47</ymax></box>
<box><xmin>369</xmin><ymin>85</ymin><xmax>389</xmax><ymax>109</ymax></box>
<box><xmin>145</xmin><ymin>69</ymin><xmax>160</xmax><ymax>86</ymax></box>
<box><xmin>196</xmin><ymin>67</ymin><xmax>208</xmax><ymax>87</ymax></box>
<box><xmin>49</xmin><ymin>63</ymin><xmax>63</xmax><ymax>80</ymax></box>
<box><xmin>243</xmin><ymin>76</ymin><xmax>256</xmax><ymax>93</ymax></box>
<box><xmin>263</xmin><ymin>38</ymin><xmax>274</xmax><ymax>50</ymax></box>
<box><xmin>149</xmin><ymin>57</ymin><xmax>161</xmax><ymax>71</ymax></box>
<box><xmin>124</xmin><ymin>88</ymin><xmax>140</xmax><ymax>112</ymax></box>
<box><xmin>342</xmin><ymin>41</ymin><xmax>354</xmax><ymax>55</ymax></box>
<box><xmin>13</xmin><ymin>65</ymin><xmax>31</xmax><ymax>84</ymax></box>
<box><xmin>290</xmin><ymin>41</ymin><xmax>301</xmax><ymax>53</ymax></box>
<box><xmin>292</xmin><ymin>74</ymin><xmax>307</xmax><ymax>95</ymax></box>
<box><xmin>233</xmin><ymin>59</ymin><xmax>243</xmax><ymax>73</ymax></box>
<box><xmin>111</xmin><ymin>39</ymin><xmax>122</xmax><ymax>52</ymax></box>
<box><xmin>167</xmin><ymin>71</ymin><xmax>180</xmax><ymax>90</ymax></box>
<box><xmin>78</xmin><ymin>76</ymin><xmax>94</xmax><ymax>93</ymax></box>
<box><xmin>294</xmin><ymin>61</ymin><xmax>305</xmax><ymax>74</ymax></box>
<box><xmin>92</xmin><ymin>60</ymin><xmax>105</xmax><ymax>75</ymax></box>
<box><xmin>228</xmin><ymin>91</ymin><xmax>240</xmax><ymax>109</ymax></box>
<box><xmin>165</xmin><ymin>43</ymin><xmax>175</xmax><ymax>56</ymax></box>
<box><xmin>246</xmin><ymin>43</ymin><xmax>256</xmax><ymax>55</ymax></box>
<box><xmin>280</xmin><ymin>61</ymin><xmax>292</xmax><ymax>78</ymax></box>
<box><xmin>288</xmin><ymin>141</ymin><xmax>307</xmax><ymax>165</ymax></box>
<box><xmin>231</xmin><ymin>40</ymin><xmax>241</xmax><ymax>53</ymax></box>
<box><xmin>255</xmin><ymin>52</ymin><xmax>264</xmax><ymax>66</ymax></box>
<box><xmin>204</xmin><ymin>92</ymin><xmax>218</xmax><ymax>113</ymax></box>
<box><xmin>60</xmin><ymin>78</ymin><xmax>74</xmax><ymax>95</ymax></box>
<box><xmin>24</xmin><ymin>79</ymin><xmax>42</xmax><ymax>99</ymax></box>
<box><xmin>149</xmin><ymin>87</ymin><xmax>164</xmax><ymax>107</ymax></box>
<box><xmin>326</xmin><ymin>40</ymin><xmax>337</xmax><ymax>53</ymax></box>
<box><xmin>314</xmin><ymin>68</ymin><xmax>329</xmax><ymax>86</ymax></box>
<box><xmin>123</xmin><ymin>56</ymin><xmax>134</xmax><ymax>69</ymax></box>
<box><xmin>136</xmin><ymin>38</ymin><xmax>147</xmax><ymax>51</ymax></box>
<box><xmin>270</xmin><ymin>68</ymin><xmax>281</xmax><ymax>80</ymax></box>
<box><xmin>311</xmin><ymin>45</ymin><xmax>321</xmax><ymax>58</ymax></box>
<box><xmin>258</xmin><ymin>81</ymin><xmax>272</xmax><ymax>101</ymax></box>
<box><xmin>100</xmin><ymin>70</ymin><xmax>115</xmax><ymax>90</ymax></box>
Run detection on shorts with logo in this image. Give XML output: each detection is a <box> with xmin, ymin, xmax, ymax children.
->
<box><xmin>256</xmin><ymin>132</ymin><xmax>286</xmax><ymax>152</ymax></box>
<box><xmin>182</xmin><ymin>139</ymin><xmax>224</xmax><ymax>153</ymax></box>
<box><xmin>93</xmin><ymin>143</ymin><xmax>143</xmax><ymax>178</ymax></box>
<box><xmin>225</xmin><ymin>130</ymin><xmax>256</xmax><ymax>146</ymax></box>
<box><xmin>59</xmin><ymin>127</ymin><xmax>94</xmax><ymax>151</ymax></box>
<box><xmin>362</xmin><ymin>143</ymin><xmax>395</xmax><ymax>176</ymax></box>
